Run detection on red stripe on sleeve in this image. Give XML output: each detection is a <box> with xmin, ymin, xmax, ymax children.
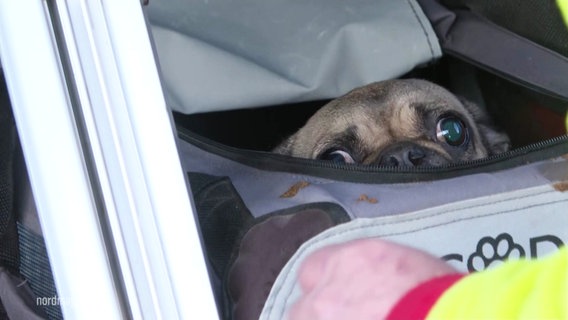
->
<box><xmin>386</xmin><ymin>273</ymin><xmax>465</xmax><ymax>320</ymax></box>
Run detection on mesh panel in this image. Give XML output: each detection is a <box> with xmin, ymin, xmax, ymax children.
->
<box><xmin>18</xmin><ymin>223</ymin><xmax>63</xmax><ymax>320</ymax></box>
<box><xmin>0</xmin><ymin>303</ymin><xmax>7</xmax><ymax>320</ymax></box>
<box><xmin>188</xmin><ymin>172</ymin><xmax>255</xmax><ymax>279</ymax></box>
<box><xmin>0</xmin><ymin>72</ymin><xmax>20</xmax><ymax>276</ymax></box>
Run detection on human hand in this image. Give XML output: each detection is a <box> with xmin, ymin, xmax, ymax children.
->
<box><xmin>287</xmin><ymin>239</ymin><xmax>458</xmax><ymax>320</ymax></box>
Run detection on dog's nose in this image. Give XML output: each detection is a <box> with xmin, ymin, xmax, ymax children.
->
<box><xmin>375</xmin><ymin>141</ymin><xmax>454</xmax><ymax>167</ymax></box>
<box><xmin>380</xmin><ymin>148</ymin><xmax>425</xmax><ymax>167</ymax></box>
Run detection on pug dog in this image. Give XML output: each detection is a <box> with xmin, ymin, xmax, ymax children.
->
<box><xmin>273</xmin><ymin>79</ymin><xmax>510</xmax><ymax>167</ymax></box>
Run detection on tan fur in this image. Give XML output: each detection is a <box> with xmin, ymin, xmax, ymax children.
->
<box><xmin>273</xmin><ymin>79</ymin><xmax>510</xmax><ymax>166</ymax></box>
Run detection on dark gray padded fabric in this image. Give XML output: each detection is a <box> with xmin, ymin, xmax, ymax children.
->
<box><xmin>418</xmin><ymin>0</ymin><xmax>568</xmax><ymax>101</ymax></box>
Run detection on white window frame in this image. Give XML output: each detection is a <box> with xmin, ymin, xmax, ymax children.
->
<box><xmin>0</xmin><ymin>0</ymin><xmax>218</xmax><ymax>319</ymax></box>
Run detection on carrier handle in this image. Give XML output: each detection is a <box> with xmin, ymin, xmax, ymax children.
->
<box><xmin>418</xmin><ymin>0</ymin><xmax>568</xmax><ymax>102</ymax></box>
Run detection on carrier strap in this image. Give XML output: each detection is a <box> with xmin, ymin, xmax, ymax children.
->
<box><xmin>418</xmin><ymin>0</ymin><xmax>568</xmax><ymax>102</ymax></box>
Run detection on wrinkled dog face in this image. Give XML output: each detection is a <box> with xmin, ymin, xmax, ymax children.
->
<box><xmin>273</xmin><ymin>79</ymin><xmax>510</xmax><ymax>167</ymax></box>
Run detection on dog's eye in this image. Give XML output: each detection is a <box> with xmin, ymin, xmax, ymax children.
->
<box><xmin>319</xmin><ymin>149</ymin><xmax>355</xmax><ymax>164</ymax></box>
<box><xmin>436</xmin><ymin>116</ymin><xmax>468</xmax><ymax>147</ymax></box>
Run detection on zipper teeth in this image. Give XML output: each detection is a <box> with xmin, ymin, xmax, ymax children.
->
<box><xmin>360</xmin><ymin>134</ymin><xmax>568</xmax><ymax>173</ymax></box>
<box><xmin>179</xmin><ymin>128</ymin><xmax>568</xmax><ymax>174</ymax></box>
<box><xmin>256</xmin><ymin>134</ymin><xmax>568</xmax><ymax>173</ymax></box>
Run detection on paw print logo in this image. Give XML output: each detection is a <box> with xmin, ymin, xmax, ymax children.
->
<box><xmin>467</xmin><ymin>233</ymin><xmax>525</xmax><ymax>272</ymax></box>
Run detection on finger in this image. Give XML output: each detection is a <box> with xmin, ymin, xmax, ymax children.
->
<box><xmin>296</xmin><ymin>245</ymin><xmax>340</xmax><ymax>292</ymax></box>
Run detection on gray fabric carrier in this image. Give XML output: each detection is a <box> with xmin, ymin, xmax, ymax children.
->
<box><xmin>148</xmin><ymin>0</ymin><xmax>441</xmax><ymax>113</ymax></box>
<box><xmin>148</xmin><ymin>1</ymin><xmax>568</xmax><ymax>320</ymax></box>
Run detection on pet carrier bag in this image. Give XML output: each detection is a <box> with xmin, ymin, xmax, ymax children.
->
<box><xmin>1</xmin><ymin>0</ymin><xmax>567</xmax><ymax>319</ymax></box>
<box><xmin>147</xmin><ymin>0</ymin><xmax>568</xmax><ymax>319</ymax></box>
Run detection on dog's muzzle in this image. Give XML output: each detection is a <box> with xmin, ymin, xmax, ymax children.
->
<box><xmin>375</xmin><ymin>142</ymin><xmax>450</xmax><ymax>167</ymax></box>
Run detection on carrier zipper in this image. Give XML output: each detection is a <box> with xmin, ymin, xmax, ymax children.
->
<box><xmin>178</xmin><ymin>127</ymin><xmax>568</xmax><ymax>184</ymax></box>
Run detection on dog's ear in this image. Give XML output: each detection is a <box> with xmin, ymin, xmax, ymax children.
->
<box><xmin>272</xmin><ymin>133</ymin><xmax>297</xmax><ymax>155</ymax></box>
<box><xmin>459</xmin><ymin>97</ymin><xmax>511</xmax><ymax>155</ymax></box>
<box><xmin>477</xmin><ymin>123</ymin><xmax>511</xmax><ymax>155</ymax></box>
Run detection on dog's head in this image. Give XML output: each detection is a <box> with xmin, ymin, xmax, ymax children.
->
<box><xmin>273</xmin><ymin>79</ymin><xmax>510</xmax><ymax>166</ymax></box>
